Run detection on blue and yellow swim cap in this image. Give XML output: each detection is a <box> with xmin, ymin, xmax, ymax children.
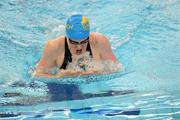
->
<box><xmin>66</xmin><ymin>15</ymin><xmax>90</xmax><ymax>41</ymax></box>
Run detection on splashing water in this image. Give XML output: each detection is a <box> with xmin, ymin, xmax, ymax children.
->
<box><xmin>67</xmin><ymin>52</ymin><xmax>123</xmax><ymax>73</ymax></box>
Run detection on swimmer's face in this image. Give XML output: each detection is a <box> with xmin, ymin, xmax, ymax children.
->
<box><xmin>68</xmin><ymin>37</ymin><xmax>89</xmax><ymax>55</ymax></box>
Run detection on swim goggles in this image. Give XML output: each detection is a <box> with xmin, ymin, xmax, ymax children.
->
<box><xmin>69</xmin><ymin>37</ymin><xmax>89</xmax><ymax>45</ymax></box>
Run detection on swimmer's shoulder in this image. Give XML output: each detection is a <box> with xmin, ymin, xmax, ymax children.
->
<box><xmin>44</xmin><ymin>36</ymin><xmax>65</xmax><ymax>56</ymax></box>
<box><xmin>45</xmin><ymin>36</ymin><xmax>65</xmax><ymax>51</ymax></box>
<box><xmin>90</xmin><ymin>32</ymin><xmax>102</xmax><ymax>43</ymax></box>
<box><xmin>90</xmin><ymin>32</ymin><xmax>109</xmax><ymax>45</ymax></box>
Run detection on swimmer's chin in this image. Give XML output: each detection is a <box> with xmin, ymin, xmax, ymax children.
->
<box><xmin>72</xmin><ymin>52</ymin><xmax>86</xmax><ymax>57</ymax></box>
<box><xmin>75</xmin><ymin>52</ymin><xmax>82</xmax><ymax>55</ymax></box>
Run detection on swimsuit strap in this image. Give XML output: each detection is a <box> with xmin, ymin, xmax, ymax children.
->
<box><xmin>86</xmin><ymin>40</ymin><xmax>92</xmax><ymax>56</ymax></box>
<box><xmin>59</xmin><ymin>37</ymin><xmax>72</xmax><ymax>69</ymax></box>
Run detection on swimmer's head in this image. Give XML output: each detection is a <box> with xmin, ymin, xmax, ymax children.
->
<box><xmin>65</xmin><ymin>15</ymin><xmax>90</xmax><ymax>41</ymax></box>
<box><xmin>66</xmin><ymin>15</ymin><xmax>90</xmax><ymax>55</ymax></box>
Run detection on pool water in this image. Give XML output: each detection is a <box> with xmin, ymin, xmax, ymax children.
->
<box><xmin>0</xmin><ymin>0</ymin><xmax>180</xmax><ymax>119</ymax></box>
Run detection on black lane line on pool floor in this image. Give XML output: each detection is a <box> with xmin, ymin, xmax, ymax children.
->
<box><xmin>1</xmin><ymin>82</ymin><xmax>135</xmax><ymax>106</ymax></box>
<box><xmin>0</xmin><ymin>107</ymin><xmax>140</xmax><ymax>118</ymax></box>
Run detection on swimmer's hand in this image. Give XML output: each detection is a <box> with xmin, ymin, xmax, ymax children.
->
<box><xmin>79</xmin><ymin>69</ymin><xmax>103</xmax><ymax>75</ymax></box>
<box><xmin>33</xmin><ymin>69</ymin><xmax>101</xmax><ymax>78</ymax></box>
<box><xmin>55</xmin><ymin>70</ymin><xmax>83</xmax><ymax>78</ymax></box>
<box><xmin>55</xmin><ymin>69</ymin><xmax>103</xmax><ymax>78</ymax></box>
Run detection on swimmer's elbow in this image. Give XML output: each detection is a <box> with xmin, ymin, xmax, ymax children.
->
<box><xmin>32</xmin><ymin>70</ymin><xmax>56</xmax><ymax>78</ymax></box>
<box><xmin>117</xmin><ymin>62</ymin><xmax>124</xmax><ymax>71</ymax></box>
<box><xmin>31</xmin><ymin>70</ymin><xmax>43</xmax><ymax>77</ymax></box>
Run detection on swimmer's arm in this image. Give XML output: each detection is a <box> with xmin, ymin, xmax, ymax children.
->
<box><xmin>56</xmin><ymin>69</ymin><xmax>104</xmax><ymax>78</ymax></box>
<box><xmin>34</xmin><ymin>69</ymin><xmax>84</xmax><ymax>78</ymax></box>
<box><xmin>98</xmin><ymin>34</ymin><xmax>119</xmax><ymax>63</ymax></box>
<box><xmin>97</xmin><ymin>34</ymin><xmax>123</xmax><ymax>72</ymax></box>
<box><xmin>80</xmin><ymin>69</ymin><xmax>116</xmax><ymax>75</ymax></box>
<box><xmin>33</xmin><ymin>40</ymin><xmax>59</xmax><ymax>78</ymax></box>
<box><xmin>32</xmin><ymin>72</ymin><xmax>57</xmax><ymax>78</ymax></box>
<box><xmin>34</xmin><ymin>69</ymin><xmax>104</xmax><ymax>78</ymax></box>
<box><xmin>56</xmin><ymin>70</ymin><xmax>83</xmax><ymax>78</ymax></box>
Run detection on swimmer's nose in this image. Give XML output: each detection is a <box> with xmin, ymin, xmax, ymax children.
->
<box><xmin>76</xmin><ymin>44</ymin><xmax>83</xmax><ymax>49</ymax></box>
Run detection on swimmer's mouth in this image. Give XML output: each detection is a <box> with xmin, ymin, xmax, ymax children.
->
<box><xmin>76</xmin><ymin>49</ymin><xmax>82</xmax><ymax>55</ymax></box>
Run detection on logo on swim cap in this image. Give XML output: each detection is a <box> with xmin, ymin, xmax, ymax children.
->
<box><xmin>66</xmin><ymin>15</ymin><xmax>90</xmax><ymax>41</ymax></box>
<box><xmin>66</xmin><ymin>24</ymin><xmax>73</xmax><ymax>30</ymax></box>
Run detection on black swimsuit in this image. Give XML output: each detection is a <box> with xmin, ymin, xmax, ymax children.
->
<box><xmin>59</xmin><ymin>37</ymin><xmax>93</xmax><ymax>69</ymax></box>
